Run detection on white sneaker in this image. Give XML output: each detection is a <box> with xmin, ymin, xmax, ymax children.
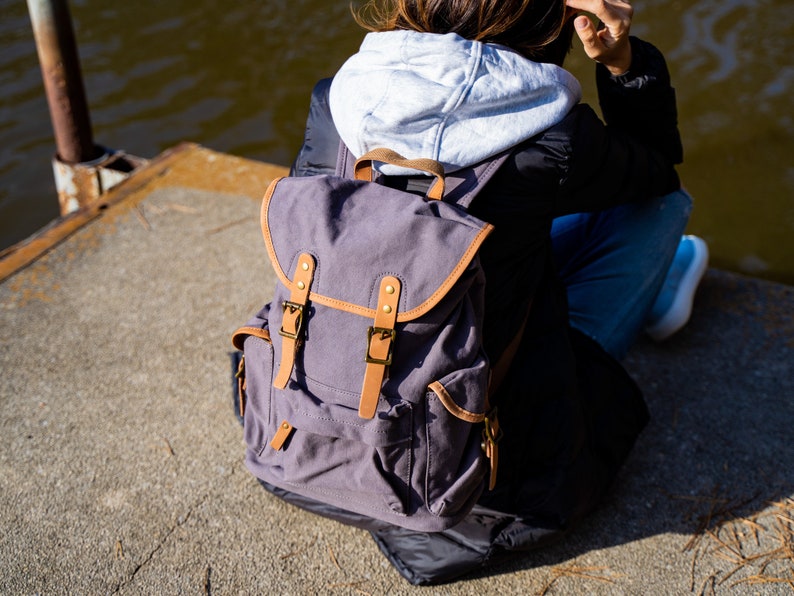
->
<box><xmin>645</xmin><ymin>235</ymin><xmax>709</xmax><ymax>342</ymax></box>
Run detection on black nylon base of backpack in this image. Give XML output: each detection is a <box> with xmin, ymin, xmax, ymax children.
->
<box><xmin>260</xmin><ymin>477</ymin><xmax>567</xmax><ymax>585</ymax></box>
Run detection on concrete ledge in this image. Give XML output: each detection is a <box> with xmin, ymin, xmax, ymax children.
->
<box><xmin>0</xmin><ymin>146</ymin><xmax>791</xmax><ymax>594</ymax></box>
<box><xmin>0</xmin><ymin>143</ymin><xmax>289</xmax><ymax>283</ymax></box>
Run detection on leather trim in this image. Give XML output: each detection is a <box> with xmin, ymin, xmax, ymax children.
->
<box><xmin>427</xmin><ymin>381</ymin><xmax>486</xmax><ymax>423</ymax></box>
<box><xmin>260</xmin><ymin>177</ymin><xmax>290</xmax><ymax>288</ymax></box>
<box><xmin>231</xmin><ymin>326</ymin><xmax>272</xmax><ymax>351</ymax></box>
<box><xmin>359</xmin><ymin>276</ymin><xmax>401</xmax><ymax>419</ymax></box>
<box><xmin>394</xmin><ymin>222</ymin><xmax>493</xmax><ymax>321</ymax></box>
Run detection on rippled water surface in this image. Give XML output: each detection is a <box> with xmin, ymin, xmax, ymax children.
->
<box><xmin>1</xmin><ymin>0</ymin><xmax>792</xmax><ymax>282</ymax></box>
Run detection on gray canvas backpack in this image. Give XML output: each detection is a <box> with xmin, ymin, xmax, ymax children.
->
<box><xmin>232</xmin><ymin>147</ymin><xmax>509</xmax><ymax>532</ymax></box>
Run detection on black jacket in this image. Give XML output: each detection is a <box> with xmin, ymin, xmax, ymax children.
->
<box><xmin>272</xmin><ymin>38</ymin><xmax>681</xmax><ymax>585</ymax></box>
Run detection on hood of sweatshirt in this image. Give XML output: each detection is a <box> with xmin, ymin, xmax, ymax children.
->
<box><xmin>329</xmin><ymin>30</ymin><xmax>582</xmax><ymax>173</ymax></box>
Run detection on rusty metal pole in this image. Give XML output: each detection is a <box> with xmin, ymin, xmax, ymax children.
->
<box><xmin>27</xmin><ymin>0</ymin><xmax>102</xmax><ymax>166</ymax></box>
<box><xmin>26</xmin><ymin>0</ymin><xmax>145</xmax><ymax>215</ymax></box>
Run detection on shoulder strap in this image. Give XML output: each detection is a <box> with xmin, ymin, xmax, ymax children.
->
<box><xmin>443</xmin><ymin>151</ymin><xmax>511</xmax><ymax>209</ymax></box>
<box><xmin>335</xmin><ymin>143</ymin><xmax>511</xmax><ymax>210</ymax></box>
<box><xmin>335</xmin><ymin>140</ymin><xmax>355</xmax><ymax>178</ymax></box>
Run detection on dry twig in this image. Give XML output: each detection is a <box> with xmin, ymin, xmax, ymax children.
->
<box><xmin>697</xmin><ymin>573</ymin><xmax>717</xmax><ymax>596</ymax></box>
<box><xmin>206</xmin><ymin>216</ymin><xmax>249</xmax><ymax>236</ymax></box>
<box><xmin>327</xmin><ymin>580</ymin><xmax>370</xmax><ymax>592</ymax></box>
<box><xmin>537</xmin><ymin>564</ymin><xmax>622</xmax><ymax>596</ymax></box>
<box><xmin>280</xmin><ymin>535</ymin><xmax>318</xmax><ymax>560</ymax></box>
<box><xmin>686</xmin><ymin>493</ymin><xmax>794</xmax><ymax>591</ymax></box>
<box><xmin>328</xmin><ymin>545</ymin><xmax>342</xmax><ymax>571</ymax></box>
<box><xmin>165</xmin><ymin>203</ymin><xmax>198</xmax><ymax>214</ymax></box>
<box><xmin>134</xmin><ymin>204</ymin><xmax>151</xmax><ymax>231</ymax></box>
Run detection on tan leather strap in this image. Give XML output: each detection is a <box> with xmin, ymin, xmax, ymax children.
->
<box><xmin>482</xmin><ymin>413</ymin><xmax>500</xmax><ymax>490</ymax></box>
<box><xmin>231</xmin><ymin>327</ymin><xmax>273</xmax><ymax>419</ymax></box>
<box><xmin>274</xmin><ymin>253</ymin><xmax>316</xmax><ymax>389</ymax></box>
<box><xmin>487</xmin><ymin>299</ymin><xmax>531</xmax><ymax>399</ymax></box>
<box><xmin>481</xmin><ymin>298</ymin><xmax>532</xmax><ymax>491</ymax></box>
<box><xmin>359</xmin><ymin>276</ymin><xmax>401</xmax><ymax>419</ymax></box>
<box><xmin>354</xmin><ymin>148</ymin><xmax>446</xmax><ymax>201</ymax></box>
<box><xmin>235</xmin><ymin>355</ymin><xmax>247</xmax><ymax>418</ymax></box>
<box><xmin>231</xmin><ymin>326</ymin><xmax>272</xmax><ymax>351</ymax></box>
<box><xmin>270</xmin><ymin>420</ymin><xmax>295</xmax><ymax>451</ymax></box>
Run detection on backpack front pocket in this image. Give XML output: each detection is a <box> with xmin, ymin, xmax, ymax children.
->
<box><xmin>251</xmin><ymin>374</ymin><xmax>414</xmax><ymax>517</ymax></box>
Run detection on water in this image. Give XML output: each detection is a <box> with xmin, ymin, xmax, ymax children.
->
<box><xmin>1</xmin><ymin>0</ymin><xmax>792</xmax><ymax>283</ymax></box>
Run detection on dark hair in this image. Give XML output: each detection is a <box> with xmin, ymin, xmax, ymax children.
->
<box><xmin>354</xmin><ymin>0</ymin><xmax>575</xmax><ymax>65</ymax></box>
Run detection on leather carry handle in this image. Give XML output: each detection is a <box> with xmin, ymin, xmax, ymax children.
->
<box><xmin>354</xmin><ymin>148</ymin><xmax>446</xmax><ymax>200</ymax></box>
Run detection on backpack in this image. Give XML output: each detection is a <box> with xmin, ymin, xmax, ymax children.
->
<box><xmin>231</xmin><ymin>147</ymin><xmax>509</xmax><ymax>532</ymax></box>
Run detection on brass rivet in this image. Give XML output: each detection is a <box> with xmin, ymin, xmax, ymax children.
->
<box><xmin>297</xmin><ymin>281</ymin><xmax>306</xmax><ymax>290</ymax></box>
<box><xmin>385</xmin><ymin>285</ymin><xmax>395</xmax><ymax>294</ymax></box>
<box><xmin>382</xmin><ymin>305</ymin><xmax>392</xmax><ymax>314</ymax></box>
<box><xmin>282</xmin><ymin>422</ymin><xmax>290</xmax><ymax>429</ymax></box>
<box><xmin>301</xmin><ymin>262</ymin><xmax>309</xmax><ymax>271</ymax></box>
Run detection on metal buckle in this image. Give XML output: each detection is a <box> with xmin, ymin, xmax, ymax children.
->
<box><xmin>278</xmin><ymin>301</ymin><xmax>304</xmax><ymax>340</ymax></box>
<box><xmin>365</xmin><ymin>326</ymin><xmax>396</xmax><ymax>365</ymax></box>
<box><xmin>481</xmin><ymin>408</ymin><xmax>503</xmax><ymax>449</ymax></box>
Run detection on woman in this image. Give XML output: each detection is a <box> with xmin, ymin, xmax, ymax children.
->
<box><xmin>281</xmin><ymin>0</ymin><xmax>707</xmax><ymax>584</ymax></box>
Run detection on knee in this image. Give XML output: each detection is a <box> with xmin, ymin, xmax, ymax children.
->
<box><xmin>662</xmin><ymin>188</ymin><xmax>694</xmax><ymax>219</ymax></box>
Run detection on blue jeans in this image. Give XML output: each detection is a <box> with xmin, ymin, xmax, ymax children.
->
<box><xmin>551</xmin><ymin>189</ymin><xmax>693</xmax><ymax>360</ymax></box>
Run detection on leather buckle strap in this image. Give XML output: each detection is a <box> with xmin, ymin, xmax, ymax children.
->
<box><xmin>235</xmin><ymin>355</ymin><xmax>247</xmax><ymax>418</ymax></box>
<box><xmin>359</xmin><ymin>276</ymin><xmax>401</xmax><ymax>419</ymax></box>
<box><xmin>365</xmin><ymin>327</ymin><xmax>396</xmax><ymax>366</ymax></box>
<box><xmin>481</xmin><ymin>408</ymin><xmax>502</xmax><ymax>490</ymax></box>
<box><xmin>279</xmin><ymin>301</ymin><xmax>305</xmax><ymax>340</ymax></box>
<box><xmin>274</xmin><ymin>253</ymin><xmax>315</xmax><ymax>389</ymax></box>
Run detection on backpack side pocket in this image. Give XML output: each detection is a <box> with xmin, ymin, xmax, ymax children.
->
<box><xmin>424</xmin><ymin>356</ymin><xmax>490</xmax><ymax>519</ymax></box>
<box><xmin>241</xmin><ymin>335</ymin><xmax>275</xmax><ymax>457</ymax></box>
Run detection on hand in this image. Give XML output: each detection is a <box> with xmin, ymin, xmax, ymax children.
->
<box><xmin>565</xmin><ymin>0</ymin><xmax>634</xmax><ymax>75</ymax></box>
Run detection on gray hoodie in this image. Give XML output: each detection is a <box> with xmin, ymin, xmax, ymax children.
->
<box><xmin>329</xmin><ymin>30</ymin><xmax>582</xmax><ymax>173</ymax></box>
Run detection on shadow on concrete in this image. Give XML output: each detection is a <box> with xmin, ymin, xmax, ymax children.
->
<box><xmin>473</xmin><ymin>269</ymin><xmax>794</xmax><ymax>585</ymax></box>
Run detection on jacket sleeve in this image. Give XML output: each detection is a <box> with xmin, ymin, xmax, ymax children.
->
<box><xmin>289</xmin><ymin>78</ymin><xmax>341</xmax><ymax>177</ymax></box>
<box><xmin>597</xmin><ymin>37</ymin><xmax>683</xmax><ymax>166</ymax></box>
<box><xmin>543</xmin><ymin>39</ymin><xmax>683</xmax><ymax>216</ymax></box>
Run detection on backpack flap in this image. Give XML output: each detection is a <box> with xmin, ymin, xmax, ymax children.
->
<box><xmin>261</xmin><ymin>175</ymin><xmax>492</xmax><ymax>327</ymax></box>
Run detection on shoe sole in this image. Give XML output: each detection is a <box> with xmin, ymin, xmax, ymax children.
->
<box><xmin>646</xmin><ymin>235</ymin><xmax>709</xmax><ymax>342</ymax></box>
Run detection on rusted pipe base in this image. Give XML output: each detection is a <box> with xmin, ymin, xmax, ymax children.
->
<box><xmin>53</xmin><ymin>147</ymin><xmax>148</xmax><ymax>214</ymax></box>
